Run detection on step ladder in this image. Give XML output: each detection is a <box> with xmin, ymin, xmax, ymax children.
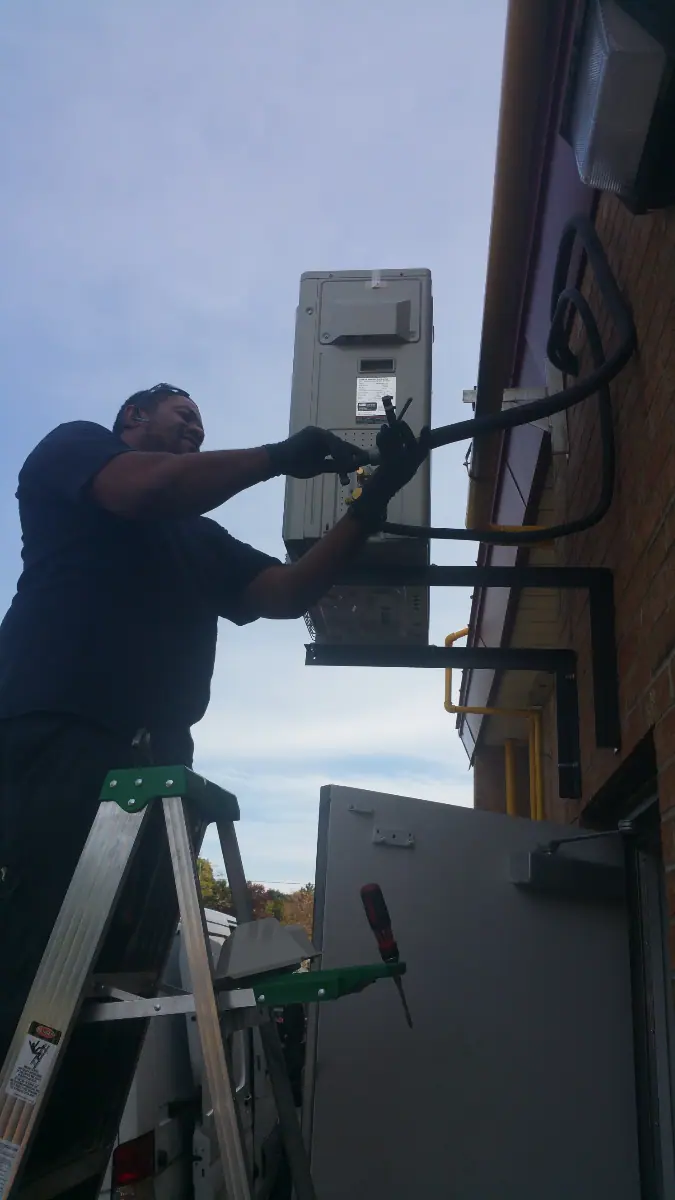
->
<box><xmin>0</xmin><ymin>765</ymin><xmax>322</xmax><ymax>1200</ymax></box>
<box><xmin>0</xmin><ymin>765</ymin><xmax>406</xmax><ymax>1200</ymax></box>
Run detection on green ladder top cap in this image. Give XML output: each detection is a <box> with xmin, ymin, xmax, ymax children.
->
<box><xmin>100</xmin><ymin>765</ymin><xmax>240</xmax><ymax>821</ymax></box>
<box><xmin>249</xmin><ymin>962</ymin><xmax>406</xmax><ymax>1007</ymax></box>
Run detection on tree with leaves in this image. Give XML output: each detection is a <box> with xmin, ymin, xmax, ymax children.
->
<box><xmin>196</xmin><ymin>857</ymin><xmax>234</xmax><ymax>913</ymax></box>
<box><xmin>281</xmin><ymin>884</ymin><xmax>315</xmax><ymax>938</ymax></box>
<box><xmin>196</xmin><ymin>859</ymin><xmax>315</xmax><ymax>937</ymax></box>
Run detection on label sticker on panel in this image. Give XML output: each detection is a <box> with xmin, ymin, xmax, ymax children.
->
<box><xmin>5</xmin><ymin>1023</ymin><xmax>62</xmax><ymax>1107</ymax></box>
<box><xmin>0</xmin><ymin>1140</ymin><xmax>20</xmax><ymax>1198</ymax></box>
<box><xmin>355</xmin><ymin>376</ymin><xmax>396</xmax><ymax>423</ymax></box>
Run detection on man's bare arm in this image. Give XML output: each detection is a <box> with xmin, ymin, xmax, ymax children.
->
<box><xmin>92</xmin><ymin>447</ymin><xmax>274</xmax><ymax>519</ymax></box>
<box><xmin>238</xmin><ymin>513</ymin><xmax>371</xmax><ymax>620</ymax></box>
<box><xmin>239</xmin><ymin>418</ymin><xmax>430</xmax><ymax>620</ymax></box>
<box><xmin>91</xmin><ymin>427</ymin><xmax>369</xmax><ymax>520</ymax></box>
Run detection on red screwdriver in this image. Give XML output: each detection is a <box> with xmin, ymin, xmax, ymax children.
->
<box><xmin>360</xmin><ymin>883</ymin><xmax>413</xmax><ymax>1029</ymax></box>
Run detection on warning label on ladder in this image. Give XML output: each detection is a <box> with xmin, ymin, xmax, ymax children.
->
<box><xmin>0</xmin><ymin>1139</ymin><xmax>20</xmax><ymax>1197</ymax></box>
<box><xmin>4</xmin><ymin>1022</ymin><xmax>61</xmax><ymax>1107</ymax></box>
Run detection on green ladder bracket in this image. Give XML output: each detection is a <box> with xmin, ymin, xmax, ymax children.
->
<box><xmin>248</xmin><ymin>962</ymin><xmax>406</xmax><ymax>1007</ymax></box>
<box><xmin>100</xmin><ymin>765</ymin><xmax>240</xmax><ymax>822</ymax></box>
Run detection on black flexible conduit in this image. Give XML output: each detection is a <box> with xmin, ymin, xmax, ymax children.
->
<box><xmin>381</xmin><ymin>214</ymin><xmax>637</xmax><ymax>545</ymax></box>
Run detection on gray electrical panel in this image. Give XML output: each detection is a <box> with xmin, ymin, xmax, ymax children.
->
<box><xmin>283</xmin><ymin>269</ymin><xmax>432</xmax><ymax>645</ymax></box>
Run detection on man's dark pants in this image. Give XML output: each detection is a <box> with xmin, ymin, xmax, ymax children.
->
<box><xmin>0</xmin><ymin>714</ymin><xmax>195</xmax><ymax>1193</ymax></box>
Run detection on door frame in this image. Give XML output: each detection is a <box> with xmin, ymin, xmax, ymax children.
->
<box><xmin>623</xmin><ymin>793</ymin><xmax>675</xmax><ymax>1199</ymax></box>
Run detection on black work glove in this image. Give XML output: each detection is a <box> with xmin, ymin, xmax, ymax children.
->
<box><xmin>265</xmin><ymin>426</ymin><xmax>369</xmax><ymax>480</ymax></box>
<box><xmin>348</xmin><ymin>420</ymin><xmax>430</xmax><ymax>532</ymax></box>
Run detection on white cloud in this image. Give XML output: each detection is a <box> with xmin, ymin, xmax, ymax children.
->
<box><xmin>198</xmin><ymin>761</ymin><xmax>473</xmax><ymax>884</ymax></box>
<box><xmin>197</xmin><ymin>657</ymin><xmax>461</xmax><ymax>762</ymax></box>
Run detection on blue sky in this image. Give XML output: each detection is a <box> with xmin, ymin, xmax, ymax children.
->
<box><xmin>0</xmin><ymin>0</ymin><xmax>507</xmax><ymax>886</ymax></box>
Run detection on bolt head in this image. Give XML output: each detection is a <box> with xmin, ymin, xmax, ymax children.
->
<box><xmin>109</xmin><ymin>780</ymin><xmax>117</xmax><ymax>788</ymax></box>
<box><xmin>317</xmin><ymin>988</ymin><xmax>326</xmax><ymax>998</ymax></box>
<box><xmin>258</xmin><ymin>994</ymin><xmax>265</xmax><ymax>1003</ymax></box>
<box><xmin>154</xmin><ymin>1003</ymin><xmax>161</xmax><ymax>1012</ymax></box>
<box><xmin>134</xmin><ymin>778</ymin><xmax>143</xmax><ymax>786</ymax></box>
<box><xmin>128</xmin><ymin>799</ymin><xmax>136</xmax><ymax>807</ymax></box>
<box><xmin>165</xmin><ymin>779</ymin><xmax>174</xmax><ymax>786</ymax></box>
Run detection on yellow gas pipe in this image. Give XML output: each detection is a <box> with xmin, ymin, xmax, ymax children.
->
<box><xmin>444</xmin><ymin>629</ymin><xmax>543</xmax><ymax>821</ymax></box>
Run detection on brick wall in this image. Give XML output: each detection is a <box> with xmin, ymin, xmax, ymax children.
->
<box><xmin>474</xmin><ymin>742</ymin><xmax>531</xmax><ymax>818</ymax></box>
<box><xmin>543</xmin><ymin>194</ymin><xmax>675</xmax><ymax>909</ymax></box>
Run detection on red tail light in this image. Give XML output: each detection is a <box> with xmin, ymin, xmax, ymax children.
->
<box><xmin>112</xmin><ymin>1130</ymin><xmax>156</xmax><ymax>1188</ymax></box>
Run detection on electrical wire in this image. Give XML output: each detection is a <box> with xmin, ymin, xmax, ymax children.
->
<box><xmin>378</xmin><ymin>214</ymin><xmax>637</xmax><ymax>546</ymax></box>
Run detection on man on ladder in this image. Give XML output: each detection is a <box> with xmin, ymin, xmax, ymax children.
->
<box><xmin>0</xmin><ymin>383</ymin><xmax>425</xmax><ymax>1196</ymax></box>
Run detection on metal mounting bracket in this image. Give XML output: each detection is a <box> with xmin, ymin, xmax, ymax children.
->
<box><xmin>330</xmin><ymin>564</ymin><xmax>620</xmax><ymax>754</ymax></box>
<box><xmin>307</xmin><ymin>642</ymin><xmax>582</xmax><ymax>799</ymax></box>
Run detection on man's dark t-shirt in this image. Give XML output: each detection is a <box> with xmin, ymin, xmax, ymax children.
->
<box><xmin>0</xmin><ymin>422</ymin><xmax>279</xmax><ymax>743</ymax></box>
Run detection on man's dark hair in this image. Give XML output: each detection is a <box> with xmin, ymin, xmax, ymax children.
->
<box><xmin>112</xmin><ymin>384</ymin><xmax>191</xmax><ymax>436</ymax></box>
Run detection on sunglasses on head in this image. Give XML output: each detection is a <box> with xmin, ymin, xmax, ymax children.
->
<box><xmin>146</xmin><ymin>383</ymin><xmax>191</xmax><ymax>399</ymax></box>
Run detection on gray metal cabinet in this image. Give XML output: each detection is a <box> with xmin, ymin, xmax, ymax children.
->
<box><xmin>305</xmin><ymin>786</ymin><xmax>644</xmax><ymax>1199</ymax></box>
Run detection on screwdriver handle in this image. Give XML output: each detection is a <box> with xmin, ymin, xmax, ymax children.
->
<box><xmin>360</xmin><ymin>883</ymin><xmax>400</xmax><ymax>964</ymax></box>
